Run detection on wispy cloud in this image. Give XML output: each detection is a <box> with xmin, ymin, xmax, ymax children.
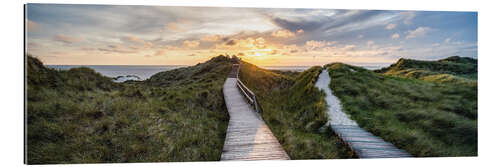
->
<box><xmin>401</xmin><ymin>11</ymin><xmax>416</xmax><ymax>25</ymax></box>
<box><xmin>271</xmin><ymin>29</ymin><xmax>302</xmax><ymax>38</ymax></box>
<box><xmin>26</xmin><ymin>19</ymin><xmax>40</xmax><ymax>32</ymax></box>
<box><xmin>406</xmin><ymin>27</ymin><xmax>431</xmax><ymax>39</ymax></box>
<box><xmin>53</xmin><ymin>34</ymin><xmax>81</xmax><ymax>44</ymax></box>
<box><xmin>385</xmin><ymin>23</ymin><xmax>397</xmax><ymax>30</ymax></box>
<box><xmin>305</xmin><ymin>40</ymin><xmax>335</xmax><ymax>50</ymax></box>
<box><xmin>201</xmin><ymin>35</ymin><xmax>222</xmax><ymax>42</ymax></box>
<box><xmin>183</xmin><ymin>40</ymin><xmax>200</xmax><ymax>48</ymax></box>
<box><xmin>392</xmin><ymin>33</ymin><xmax>400</xmax><ymax>39</ymax></box>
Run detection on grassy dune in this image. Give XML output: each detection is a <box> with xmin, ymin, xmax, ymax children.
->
<box><xmin>27</xmin><ymin>53</ymin><xmax>476</xmax><ymax>163</ymax></box>
<box><xmin>238</xmin><ymin>61</ymin><xmax>354</xmax><ymax>159</ymax></box>
<box><xmin>27</xmin><ymin>55</ymin><xmax>232</xmax><ymax>164</ymax></box>
<box><xmin>377</xmin><ymin>56</ymin><xmax>477</xmax><ymax>85</ymax></box>
<box><xmin>327</xmin><ymin>56</ymin><xmax>477</xmax><ymax>157</ymax></box>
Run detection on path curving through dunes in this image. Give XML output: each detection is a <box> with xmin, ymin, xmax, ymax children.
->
<box><xmin>220</xmin><ymin>63</ymin><xmax>290</xmax><ymax>161</ymax></box>
<box><xmin>315</xmin><ymin>69</ymin><xmax>359</xmax><ymax>126</ymax></box>
<box><xmin>315</xmin><ymin>69</ymin><xmax>411</xmax><ymax>158</ymax></box>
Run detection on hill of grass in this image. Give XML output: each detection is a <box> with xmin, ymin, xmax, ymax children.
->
<box><xmin>376</xmin><ymin>56</ymin><xmax>477</xmax><ymax>85</ymax></box>
<box><xmin>238</xmin><ymin>61</ymin><xmax>354</xmax><ymax>159</ymax></box>
<box><xmin>327</xmin><ymin>62</ymin><xmax>477</xmax><ymax>157</ymax></box>
<box><xmin>27</xmin><ymin>55</ymin><xmax>232</xmax><ymax>164</ymax></box>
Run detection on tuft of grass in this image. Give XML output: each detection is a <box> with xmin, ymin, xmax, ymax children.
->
<box><xmin>238</xmin><ymin>61</ymin><xmax>354</xmax><ymax>159</ymax></box>
<box><xmin>27</xmin><ymin>55</ymin><xmax>232</xmax><ymax>164</ymax></box>
<box><xmin>327</xmin><ymin>62</ymin><xmax>477</xmax><ymax>157</ymax></box>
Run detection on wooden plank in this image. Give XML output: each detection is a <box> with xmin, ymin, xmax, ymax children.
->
<box><xmin>330</xmin><ymin>123</ymin><xmax>411</xmax><ymax>158</ymax></box>
<box><xmin>221</xmin><ymin>65</ymin><xmax>289</xmax><ymax>161</ymax></box>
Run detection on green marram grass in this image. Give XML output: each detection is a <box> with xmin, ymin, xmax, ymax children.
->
<box><xmin>238</xmin><ymin>61</ymin><xmax>355</xmax><ymax>159</ymax></box>
<box><xmin>377</xmin><ymin>56</ymin><xmax>477</xmax><ymax>85</ymax></box>
<box><xmin>27</xmin><ymin>55</ymin><xmax>232</xmax><ymax>164</ymax></box>
<box><xmin>27</xmin><ymin>53</ymin><xmax>477</xmax><ymax>163</ymax></box>
<box><xmin>326</xmin><ymin>56</ymin><xmax>477</xmax><ymax>157</ymax></box>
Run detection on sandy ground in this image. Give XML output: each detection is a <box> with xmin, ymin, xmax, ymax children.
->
<box><xmin>315</xmin><ymin>69</ymin><xmax>358</xmax><ymax>126</ymax></box>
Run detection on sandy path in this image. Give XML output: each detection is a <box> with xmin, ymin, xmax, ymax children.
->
<box><xmin>314</xmin><ymin>69</ymin><xmax>358</xmax><ymax>126</ymax></box>
<box><xmin>314</xmin><ymin>68</ymin><xmax>412</xmax><ymax>158</ymax></box>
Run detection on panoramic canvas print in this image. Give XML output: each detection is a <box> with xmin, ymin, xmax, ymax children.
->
<box><xmin>25</xmin><ymin>3</ymin><xmax>477</xmax><ymax>164</ymax></box>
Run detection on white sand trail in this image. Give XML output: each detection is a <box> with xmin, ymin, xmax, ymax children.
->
<box><xmin>314</xmin><ymin>69</ymin><xmax>358</xmax><ymax>126</ymax></box>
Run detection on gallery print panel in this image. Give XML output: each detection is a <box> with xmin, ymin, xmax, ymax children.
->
<box><xmin>25</xmin><ymin>3</ymin><xmax>477</xmax><ymax>164</ymax></box>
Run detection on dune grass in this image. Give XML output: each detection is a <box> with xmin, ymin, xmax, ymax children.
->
<box><xmin>327</xmin><ymin>62</ymin><xmax>477</xmax><ymax>157</ymax></box>
<box><xmin>27</xmin><ymin>55</ymin><xmax>232</xmax><ymax>164</ymax></box>
<box><xmin>238</xmin><ymin>61</ymin><xmax>354</xmax><ymax>159</ymax></box>
<box><xmin>27</xmin><ymin>53</ymin><xmax>476</xmax><ymax>163</ymax></box>
<box><xmin>377</xmin><ymin>56</ymin><xmax>477</xmax><ymax>85</ymax></box>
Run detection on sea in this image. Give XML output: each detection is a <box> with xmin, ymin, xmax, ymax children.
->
<box><xmin>47</xmin><ymin>64</ymin><xmax>388</xmax><ymax>82</ymax></box>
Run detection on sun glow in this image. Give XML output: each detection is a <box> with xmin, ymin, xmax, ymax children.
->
<box><xmin>252</xmin><ymin>52</ymin><xmax>262</xmax><ymax>57</ymax></box>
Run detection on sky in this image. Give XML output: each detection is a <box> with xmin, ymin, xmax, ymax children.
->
<box><xmin>26</xmin><ymin>4</ymin><xmax>477</xmax><ymax>67</ymax></box>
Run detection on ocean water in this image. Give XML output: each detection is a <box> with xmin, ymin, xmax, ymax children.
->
<box><xmin>262</xmin><ymin>66</ymin><xmax>311</xmax><ymax>72</ymax></box>
<box><xmin>263</xmin><ymin>63</ymin><xmax>388</xmax><ymax>71</ymax></box>
<box><xmin>47</xmin><ymin>64</ymin><xmax>388</xmax><ymax>82</ymax></box>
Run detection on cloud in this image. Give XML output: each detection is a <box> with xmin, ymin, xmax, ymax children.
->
<box><xmin>392</xmin><ymin>33</ymin><xmax>400</xmax><ymax>39</ymax></box>
<box><xmin>254</xmin><ymin>37</ymin><xmax>266</xmax><ymax>49</ymax></box>
<box><xmin>154</xmin><ymin>49</ymin><xmax>167</xmax><ymax>56</ymax></box>
<box><xmin>406</xmin><ymin>27</ymin><xmax>431</xmax><ymax>39</ymax></box>
<box><xmin>201</xmin><ymin>35</ymin><xmax>222</xmax><ymax>42</ymax></box>
<box><xmin>26</xmin><ymin>5</ymin><xmax>477</xmax><ymax>65</ymax></box>
<box><xmin>121</xmin><ymin>35</ymin><xmax>153</xmax><ymax>48</ymax></box>
<box><xmin>270</xmin><ymin>50</ymin><xmax>279</xmax><ymax>55</ymax></box>
<box><xmin>26</xmin><ymin>19</ymin><xmax>40</xmax><ymax>32</ymax></box>
<box><xmin>165</xmin><ymin>22</ymin><xmax>179</xmax><ymax>32</ymax></box>
<box><xmin>305</xmin><ymin>40</ymin><xmax>335</xmax><ymax>50</ymax></box>
<box><xmin>27</xmin><ymin>42</ymin><xmax>40</xmax><ymax>49</ymax></box>
<box><xmin>367</xmin><ymin>41</ymin><xmax>374</xmax><ymax>46</ymax></box>
<box><xmin>183</xmin><ymin>40</ymin><xmax>200</xmax><ymax>48</ymax></box>
<box><xmin>385</xmin><ymin>23</ymin><xmax>397</xmax><ymax>30</ymax></box>
<box><xmin>270</xmin><ymin>16</ymin><xmax>324</xmax><ymax>32</ymax></box>
<box><xmin>445</xmin><ymin>38</ymin><xmax>451</xmax><ymax>43</ymax></box>
<box><xmin>225</xmin><ymin>40</ymin><xmax>236</xmax><ymax>46</ymax></box>
<box><xmin>152</xmin><ymin>45</ymin><xmax>182</xmax><ymax>56</ymax></box>
<box><xmin>53</xmin><ymin>34</ymin><xmax>81</xmax><ymax>44</ymax></box>
<box><xmin>321</xmin><ymin>10</ymin><xmax>391</xmax><ymax>33</ymax></box>
<box><xmin>342</xmin><ymin>44</ymin><xmax>356</xmax><ymax>51</ymax></box>
<box><xmin>441</xmin><ymin>38</ymin><xmax>464</xmax><ymax>45</ymax></box>
<box><xmin>271</xmin><ymin>29</ymin><xmax>304</xmax><ymax>38</ymax></box>
<box><xmin>272</xmin><ymin>29</ymin><xmax>296</xmax><ymax>38</ymax></box>
<box><xmin>401</xmin><ymin>12</ymin><xmax>416</xmax><ymax>25</ymax></box>
<box><xmin>98</xmin><ymin>44</ymin><xmax>137</xmax><ymax>54</ymax></box>
<box><xmin>280</xmin><ymin>44</ymin><xmax>301</xmax><ymax>54</ymax></box>
<box><xmin>216</xmin><ymin>37</ymin><xmax>269</xmax><ymax>50</ymax></box>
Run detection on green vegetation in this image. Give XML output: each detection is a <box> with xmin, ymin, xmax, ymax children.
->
<box><xmin>238</xmin><ymin>61</ymin><xmax>354</xmax><ymax>159</ymax></box>
<box><xmin>327</xmin><ymin>56</ymin><xmax>477</xmax><ymax>157</ymax></box>
<box><xmin>27</xmin><ymin>53</ymin><xmax>476</xmax><ymax>163</ymax></box>
<box><xmin>27</xmin><ymin>55</ymin><xmax>232</xmax><ymax>164</ymax></box>
<box><xmin>377</xmin><ymin>56</ymin><xmax>477</xmax><ymax>85</ymax></box>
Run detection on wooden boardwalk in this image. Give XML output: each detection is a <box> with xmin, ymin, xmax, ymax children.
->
<box><xmin>315</xmin><ymin>69</ymin><xmax>412</xmax><ymax>158</ymax></box>
<box><xmin>220</xmin><ymin>63</ymin><xmax>290</xmax><ymax>161</ymax></box>
<box><xmin>331</xmin><ymin>125</ymin><xmax>411</xmax><ymax>158</ymax></box>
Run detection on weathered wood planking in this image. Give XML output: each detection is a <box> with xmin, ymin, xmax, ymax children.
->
<box><xmin>221</xmin><ymin>64</ymin><xmax>289</xmax><ymax>161</ymax></box>
<box><xmin>228</xmin><ymin>64</ymin><xmax>239</xmax><ymax>78</ymax></box>
<box><xmin>331</xmin><ymin>125</ymin><xmax>412</xmax><ymax>158</ymax></box>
